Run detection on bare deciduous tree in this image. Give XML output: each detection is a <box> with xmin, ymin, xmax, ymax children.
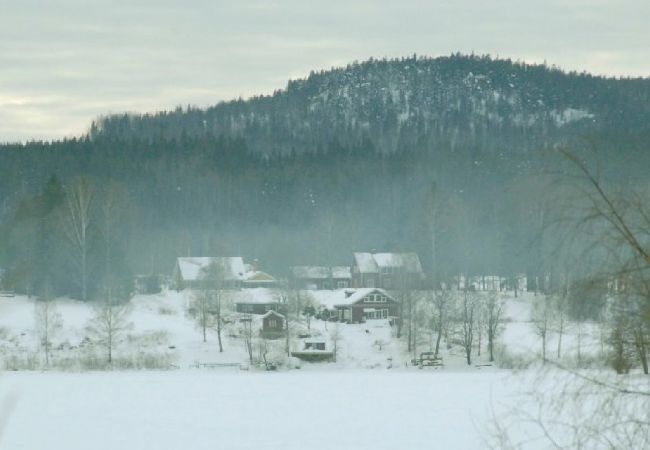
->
<box><xmin>192</xmin><ymin>288</ymin><xmax>214</xmax><ymax>344</ymax></box>
<box><xmin>459</xmin><ymin>289</ymin><xmax>476</xmax><ymax>365</ymax></box>
<box><xmin>432</xmin><ymin>289</ymin><xmax>451</xmax><ymax>359</ymax></box>
<box><xmin>87</xmin><ymin>286</ymin><xmax>132</xmax><ymax>363</ymax></box>
<box><xmin>35</xmin><ymin>284</ymin><xmax>63</xmax><ymax>366</ymax></box>
<box><xmin>531</xmin><ymin>294</ymin><xmax>552</xmax><ymax>362</ymax></box>
<box><xmin>485</xmin><ymin>291</ymin><xmax>504</xmax><ymax>363</ymax></box>
<box><xmin>240</xmin><ymin>316</ymin><xmax>254</xmax><ymax>364</ymax></box>
<box><xmin>62</xmin><ymin>176</ymin><xmax>94</xmax><ymax>301</ymax></box>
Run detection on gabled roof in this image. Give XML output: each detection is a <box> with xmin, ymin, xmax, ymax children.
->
<box><xmin>353</xmin><ymin>253</ymin><xmax>378</xmax><ymax>273</ymax></box>
<box><xmin>340</xmin><ymin>288</ymin><xmax>395</xmax><ymax>306</ymax></box>
<box><xmin>262</xmin><ymin>310</ymin><xmax>285</xmax><ymax>319</ymax></box>
<box><xmin>242</xmin><ymin>271</ymin><xmax>276</xmax><ymax>282</ymax></box>
<box><xmin>234</xmin><ymin>288</ymin><xmax>283</xmax><ymax>305</ymax></box>
<box><xmin>353</xmin><ymin>252</ymin><xmax>423</xmax><ymax>273</ymax></box>
<box><xmin>176</xmin><ymin>257</ymin><xmax>247</xmax><ymax>281</ymax></box>
<box><xmin>290</xmin><ymin>266</ymin><xmax>351</xmax><ymax>280</ymax></box>
<box><xmin>313</xmin><ymin>288</ymin><xmax>396</xmax><ymax>309</ymax></box>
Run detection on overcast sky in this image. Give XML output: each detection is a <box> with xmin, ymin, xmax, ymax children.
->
<box><xmin>1</xmin><ymin>0</ymin><xmax>648</xmax><ymax>143</ymax></box>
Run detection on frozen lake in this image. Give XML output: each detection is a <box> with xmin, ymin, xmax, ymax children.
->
<box><xmin>0</xmin><ymin>370</ymin><xmax>517</xmax><ymax>450</ymax></box>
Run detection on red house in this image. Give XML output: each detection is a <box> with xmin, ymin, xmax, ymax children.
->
<box><xmin>319</xmin><ymin>288</ymin><xmax>400</xmax><ymax>324</ymax></box>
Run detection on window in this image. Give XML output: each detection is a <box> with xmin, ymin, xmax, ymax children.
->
<box><xmin>363</xmin><ymin>308</ymin><xmax>389</xmax><ymax>320</ymax></box>
<box><xmin>337</xmin><ymin>281</ymin><xmax>348</xmax><ymax>288</ymax></box>
<box><xmin>364</xmin><ymin>294</ymin><xmax>387</xmax><ymax>303</ymax></box>
<box><xmin>268</xmin><ymin>319</ymin><xmax>277</xmax><ymax>328</ymax></box>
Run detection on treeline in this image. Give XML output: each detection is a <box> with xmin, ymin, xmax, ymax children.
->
<box><xmin>1</xmin><ymin>55</ymin><xmax>649</xmax><ymax>302</ymax></box>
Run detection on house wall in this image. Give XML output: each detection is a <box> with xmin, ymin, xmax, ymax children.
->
<box><xmin>236</xmin><ymin>303</ymin><xmax>287</xmax><ymax>315</ymax></box>
<box><xmin>292</xmin><ymin>278</ymin><xmax>351</xmax><ymax>290</ymax></box>
<box><xmin>336</xmin><ymin>296</ymin><xmax>399</xmax><ymax>323</ymax></box>
<box><xmin>263</xmin><ymin>314</ymin><xmax>284</xmax><ymax>331</ymax></box>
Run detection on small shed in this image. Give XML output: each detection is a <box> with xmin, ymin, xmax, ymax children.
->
<box><xmin>261</xmin><ymin>310</ymin><xmax>285</xmax><ymax>339</ymax></box>
<box><xmin>291</xmin><ymin>338</ymin><xmax>334</xmax><ymax>362</ymax></box>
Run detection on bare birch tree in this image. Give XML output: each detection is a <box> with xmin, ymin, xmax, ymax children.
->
<box><xmin>62</xmin><ymin>176</ymin><xmax>94</xmax><ymax>301</ymax></box>
<box><xmin>192</xmin><ymin>288</ymin><xmax>214</xmax><ymax>344</ymax></box>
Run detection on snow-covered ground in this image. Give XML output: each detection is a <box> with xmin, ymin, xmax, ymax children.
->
<box><xmin>0</xmin><ymin>288</ymin><xmax>616</xmax><ymax>449</ymax></box>
<box><xmin>0</xmin><ymin>370</ymin><xmax>521</xmax><ymax>450</ymax></box>
<box><xmin>0</xmin><ymin>288</ymin><xmax>606</xmax><ymax>370</ymax></box>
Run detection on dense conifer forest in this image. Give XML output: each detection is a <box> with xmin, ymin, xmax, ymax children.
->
<box><xmin>1</xmin><ymin>54</ymin><xmax>649</xmax><ymax>300</ymax></box>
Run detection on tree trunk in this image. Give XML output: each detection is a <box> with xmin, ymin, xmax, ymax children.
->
<box><xmin>433</xmin><ymin>319</ymin><xmax>443</xmax><ymax>359</ymax></box>
<box><xmin>634</xmin><ymin>329</ymin><xmax>649</xmax><ymax>375</ymax></box>
<box><xmin>556</xmin><ymin>317</ymin><xmax>564</xmax><ymax>359</ymax></box>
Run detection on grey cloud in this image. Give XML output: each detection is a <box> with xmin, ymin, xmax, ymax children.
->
<box><xmin>1</xmin><ymin>0</ymin><xmax>648</xmax><ymax>142</ymax></box>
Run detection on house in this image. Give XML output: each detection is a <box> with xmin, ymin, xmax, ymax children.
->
<box><xmin>316</xmin><ymin>288</ymin><xmax>400</xmax><ymax>324</ymax></box>
<box><xmin>174</xmin><ymin>257</ymin><xmax>277</xmax><ymax>290</ymax></box>
<box><xmin>234</xmin><ymin>288</ymin><xmax>287</xmax><ymax>315</ymax></box>
<box><xmin>289</xmin><ymin>266</ymin><xmax>351</xmax><ymax>290</ymax></box>
<box><xmin>351</xmin><ymin>252</ymin><xmax>424</xmax><ymax>289</ymax></box>
<box><xmin>134</xmin><ymin>274</ymin><xmax>162</xmax><ymax>294</ymax></box>
<box><xmin>452</xmin><ymin>274</ymin><xmax>510</xmax><ymax>292</ymax></box>
<box><xmin>261</xmin><ymin>310</ymin><xmax>285</xmax><ymax>338</ymax></box>
<box><xmin>241</xmin><ymin>270</ymin><xmax>278</xmax><ymax>289</ymax></box>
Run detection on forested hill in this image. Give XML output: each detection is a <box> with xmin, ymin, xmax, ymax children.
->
<box><xmin>1</xmin><ymin>54</ymin><xmax>649</xmax><ymax>301</ymax></box>
<box><xmin>91</xmin><ymin>54</ymin><xmax>650</xmax><ymax>155</ymax></box>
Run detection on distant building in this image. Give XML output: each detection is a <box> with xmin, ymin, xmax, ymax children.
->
<box><xmin>351</xmin><ymin>252</ymin><xmax>424</xmax><ymax>289</ymax></box>
<box><xmin>173</xmin><ymin>257</ymin><xmax>277</xmax><ymax>290</ymax></box>
<box><xmin>289</xmin><ymin>266</ymin><xmax>351</xmax><ymax>290</ymax></box>
<box><xmin>316</xmin><ymin>288</ymin><xmax>400</xmax><ymax>324</ymax></box>
<box><xmin>134</xmin><ymin>274</ymin><xmax>162</xmax><ymax>295</ymax></box>
<box><xmin>234</xmin><ymin>288</ymin><xmax>287</xmax><ymax>315</ymax></box>
<box><xmin>261</xmin><ymin>310</ymin><xmax>285</xmax><ymax>338</ymax></box>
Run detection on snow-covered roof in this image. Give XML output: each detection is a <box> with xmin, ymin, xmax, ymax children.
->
<box><xmin>353</xmin><ymin>252</ymin><xmax>422</xmax><ymax>273</ymax></box>
<box><xmin>290</xmin><ymin>266</ymin><xmax>351</xmax><ymax>280</ymax></box>
<box><xmin>353</xmin><ymin>253</ymin><xmax>378</xmax><ymax>273</ymax></box>
<box><xmin>312</xmin><ymin>288</ymin><xmax>396</xmax><ymax>309</ymax></box>
<box><xmin>290</xmin><ymin>266</ymin><xmax>329</xmax><ymax>279</ymax></box>
<box><xmin>176</xmin><ymin>257</ymin><xmax>248</xmax><ymax>281</ymax></box>
<box><xmin>242</xmin><ymin>271</ymin><xmax>276</xmax><ymax>282</ymax></box>
<box><xmin>233</xmin><ymin>288</ymin><xmax>283</xmax><ymax>305</ymax></box>
<box><xmin>261</xmin><ymin>310</ymin><xmax>284</xmax><ymax>319</ymax></box>
<box><xmin>331</xmin><ymin>266</ymin><xmax>351</xmax><ymax>279</ymax></box>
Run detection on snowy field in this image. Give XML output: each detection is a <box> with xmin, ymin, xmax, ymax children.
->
<box><xmin>0</xmin><ymin>370</ymin><xmax>520</xmax><ymax>450</ymax></box>
<box><xmin>0</xmin><ymin>289</ymin><xmax>615</xmax><ymax>449</ymax></box>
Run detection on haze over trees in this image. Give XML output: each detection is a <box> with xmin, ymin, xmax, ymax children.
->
<box><xmin>0</xmin><ymin>54</ymin><xmax>649</xmax><ymax>304</ymax></box>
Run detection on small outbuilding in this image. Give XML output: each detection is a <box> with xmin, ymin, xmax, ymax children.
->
<box><xmin>261</xmin><ymin>310</ymin><xmax>285</xmax><ymax>339</ymax></box>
